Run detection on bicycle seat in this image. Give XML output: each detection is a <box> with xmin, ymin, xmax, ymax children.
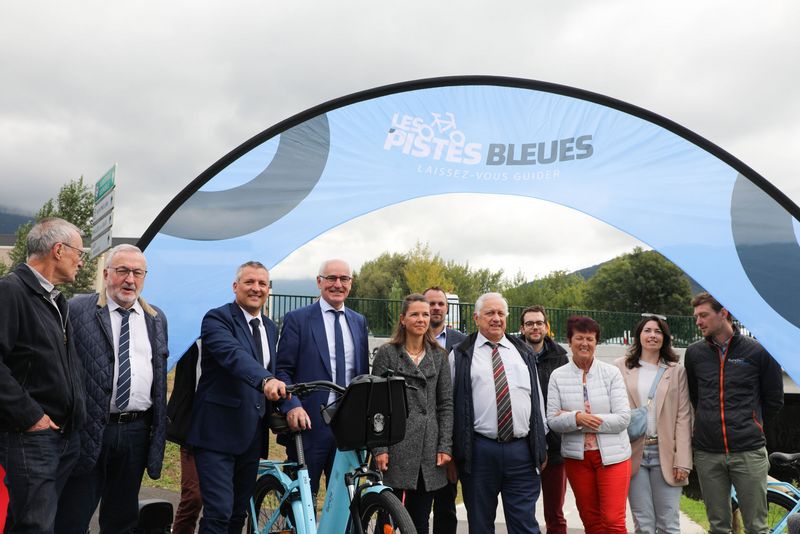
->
<box><xmin>769</xmin><ymin>451</ymin><xmax>800</xmax><ymax>467</ymax></box>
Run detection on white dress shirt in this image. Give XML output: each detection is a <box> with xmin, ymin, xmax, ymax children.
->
<box><xmin>238</xmin><ymin>306</ymin><xmax>272</xmax><ymax>370</ymax></box>
<box><xmin>451</xmin><ymin>332</ymin><xmax>547</xmax><ymax>439</ymax></box>
<box><xmin>108</xmin><ymin>296</ymin><xmax>153</xmax><ymax>413</ymax></box>
<box><xmin>319</xmin><ymin>298</ymin><xmax>356</xmax><ymax>403</ymax></box>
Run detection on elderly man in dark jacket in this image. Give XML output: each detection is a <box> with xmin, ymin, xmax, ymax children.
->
<box><xmin>0</xmin><ymin>217</ymin><xmax>86</xmax><ymax>533</ymax></box>
<box><xmin>518</xmin><ymin>305</ymin><xmax>568</xmax><ymax>534</ymax></box>
<box><xmin>55</xmin><ymin>244</ymin><xmax>168</xmax><ymax>534</ymax></box>
<box><xmin>451</xmin><ymin>293</ymin><xmax>548</xmax><ymax>534</ymax></box>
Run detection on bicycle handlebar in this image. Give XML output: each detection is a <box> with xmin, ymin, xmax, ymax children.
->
<box><xmin>285</xmin><ymin>380</ymin><xmax>346</xmax><ymax>397</ymax></box>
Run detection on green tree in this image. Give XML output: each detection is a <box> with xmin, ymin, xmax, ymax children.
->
<box><xmin>504</xmin><ymin>270</ymin><xmax>587</xmax><ymax>309</ymax></box>
<box><xmin>403</xmin><ymin>242</ymin><xmax>452</xmax><ymax>294</ymax></box>
<box><xmin>442</xmin><ymin>260</ymin><xmax>505</xmax><ymax>303</ymax></box>
<box><xmin>1</xmin><ymin>177</ymin><xmax>97</xmax><ymax>298</ymax></box>
<box><xmin>350</xmin><ymin>252</ymin><xmax>409</xmax><ymax>299</ymax></box>
<box><xmin>584</xmin><ymin>247</ymin><xmax>692</xmax><ymax>315</ymax></box>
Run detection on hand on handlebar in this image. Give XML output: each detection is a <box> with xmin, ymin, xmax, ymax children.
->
<box><xmin>264</xmin><ymin>378</ymin><xmax>290</xmax><ymax>402</ymax></box>
<box><xmin>287</xmin><ymin>407</ymin><xmax>312</xmax><ymax>431</ymax></box>
<box><xmin>374</xmin><ymin>452</ymin><xmax>389</xmax><ymax>472</ymax></box>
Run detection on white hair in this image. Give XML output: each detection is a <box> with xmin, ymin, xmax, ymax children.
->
<box><xmin>318</xmin><ymin>259</ymin><xmax>352</xmax><ymax>276</ymax></box>
<box><xmin>105</xmin><ymin>244</ymin><xmax>145</xmax><ymax>268</ymax></box>
<box><xmin>474</xmin><ymin>292</ymin><xmax>509</xmax><ymax>315</ymax></box>
<box><xmin>26</xmin><ymin>217</ymin><xmax>82</xmax><ymax>260</ymax></box>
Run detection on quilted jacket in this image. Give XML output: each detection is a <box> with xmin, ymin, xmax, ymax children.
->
<box><xmin>69</xmin><ymin>292</ymin><xmax>169</xmax><ymax>479</ymax></box>
<box><xmin>547</xmin><ymin>358</ymin><xmax>631</xmax><ymax>465</ymax></box>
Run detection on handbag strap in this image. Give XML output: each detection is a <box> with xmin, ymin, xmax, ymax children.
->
<box><xmin>645</xmin><ymin>365</ymin><xmax>667</xmax><ymax>407</ymax></box>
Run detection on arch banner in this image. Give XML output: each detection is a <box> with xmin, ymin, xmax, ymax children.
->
<box><xmin>140</xmin><ymin>76</ymin><xmax>800</xmax><ymax>381</ymax></box>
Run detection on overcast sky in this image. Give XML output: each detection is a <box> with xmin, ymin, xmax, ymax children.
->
<box><xmin>2</xmin><ymin>1</ymin><xmax>798</xmax><ymax>282</ymax></box>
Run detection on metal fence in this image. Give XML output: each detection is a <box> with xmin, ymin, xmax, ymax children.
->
<box><xmin>268</xmin><ymin>294</ymin><xmax>704</xmax><ymax>347</ymax></box>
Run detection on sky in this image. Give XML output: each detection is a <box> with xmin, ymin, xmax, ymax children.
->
<box><xmin>2</xmin><ymin>1</ymin><xmax>799</xmax><ymax>284</ymax></box>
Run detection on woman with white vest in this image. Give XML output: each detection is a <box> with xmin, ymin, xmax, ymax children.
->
<box><xmin>547</xmin><ymin>315</ymin><xmax>631</xmax><ymax>533</ymax></box>
<box><xmin>614</xmin><ymin>315</ymin><xmax>692</xmax><ymax>534</ymax></box>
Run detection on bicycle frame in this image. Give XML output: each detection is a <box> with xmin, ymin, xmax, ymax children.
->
<box><xmin>250</xmin><ymin>436</ymin><xmax>393</xmax><ymax>534</ymax></box>
<box><xmin>731</xmin><ymin>480</ymin><xmax>800</xmax><ymax>533</ymax></box>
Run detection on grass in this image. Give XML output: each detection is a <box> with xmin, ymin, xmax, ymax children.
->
<box><xmin>680</xmin><ymin>494</ymin><xmax>710</xmax><ymax>531</ymax></box>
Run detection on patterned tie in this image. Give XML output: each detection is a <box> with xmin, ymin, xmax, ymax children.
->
<box><xmin>490</xmin><ymin>341</ymin><xmax>514</xmax><ymax>442</ymax></box>
<box><xmin>250</xmin><ymin>318</ymin><xmax>264</xmax><ymax>365</ymax></box>
<box><xmin>116</xmin><ymin>308</ymin><xmax>132</xmax><ymax>411</ymax></box>
<box><xmin>330</xmin><ymin>310</ymin><xmax>346</xmax><ymax>387</ymax></box>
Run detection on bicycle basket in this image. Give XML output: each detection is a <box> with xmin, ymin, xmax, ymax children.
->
<box><xmin>327</xmin><ymin>374</ymin><xmax>408</xmax><ymax>451</ymax></box>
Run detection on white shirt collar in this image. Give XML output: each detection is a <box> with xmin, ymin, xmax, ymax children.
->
<box><xmin>319</xmin><ymin>298</ymin><xmax>345</xmax><ymax>314</ymax></box>
<box><xmin>106</xmin><ymin>292</ymin><xmax>143</xmax><ymax>315</ymax></box>
<box><xmin>237</xmin><ymin>305</ymin><xmax>261</xmax><ymax>324</ymax></box>
<box><xmin>476</xmin><ymin>331</ymin><xmax>509</xmax><ymax>349</ymax></box>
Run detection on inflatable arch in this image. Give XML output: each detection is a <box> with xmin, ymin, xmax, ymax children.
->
<box><xmin>139</xmin><ymin>76</ymin><xmax>800</xmax><ymax>382</ymax></box>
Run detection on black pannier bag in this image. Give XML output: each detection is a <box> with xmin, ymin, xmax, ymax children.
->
<box><xmin>324</xmin><ymin>374</ymin><xmax>408</xmax><ymax>451</ymax></box>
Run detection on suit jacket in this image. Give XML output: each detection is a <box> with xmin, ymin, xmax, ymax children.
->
<box><xmin>166</xmin><ymin>339</ymin><xmax>200</xmax><ymax>448</ymax></box>
<box><xmin>275</xmin><ymin>301</ymin><xmax>369</xmax><ymax>445</ymax></box>
<box><xmin>69</xmin><ymin>292</ymin><xmax>169</xmax><ymax>478</ymax></box>
<box><xmin>187</xmin><ymin>302</ymin><xmax>277</xmax><ymax>455</ymax></box>
<box><xmin>614</xmin><ymin>357</ymin><xmax>693</xmax><ymax>485</ymax></box>
<box><xmin>443</xmin><ymin>327</ymin><xmax>467</xmax><ymax>353</ymax></box>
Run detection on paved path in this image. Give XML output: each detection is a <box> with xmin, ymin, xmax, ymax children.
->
<box><xmin>123</xmin><ymin>484</ymin><xmax>705</xmax><ymax>533</ymax></box>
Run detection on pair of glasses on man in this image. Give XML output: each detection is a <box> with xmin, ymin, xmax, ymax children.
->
<box><xmin>318</xmin><ymin>275</ymin><xmax>352</xmax><ymax>283</ymax></box>
<box><xmin>110</xmin><ymin>267</ymin><xmax>148</xmax><ymax>279</ymax></box>
<box><xmin>523</xmin><ymin>320</ymin><xmax>547</xmax><ymax>328</ymax></box>
<box><xmin>59</xmin><ymin>242</ymin><xmax>87</xmax><ymax>260</ymax></box>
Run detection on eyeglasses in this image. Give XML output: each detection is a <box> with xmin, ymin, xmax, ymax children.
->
<box><xmin>59</xmin><ymin>242</ymin><xmax>87</xmax><ymax>260</ymax></box>
<box><xmin>523</xmin><ymin>320</ymin><xmax>546</xmax><ymax>328</ymax></box>
<box><xmin>319</xmin><ymin>275</ymin><xmax>352</xmax><ymax>284</ymax></box>
<box><xmin>111</xmin><ymin>267</ymin><xmax>148</xmax><ymax>279</ymax></box>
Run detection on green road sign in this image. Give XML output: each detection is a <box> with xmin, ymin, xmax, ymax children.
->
<box><xmin>95</xmin><ymin>164</ymin><xmax>116</xmax><ymax>201</ymax></box>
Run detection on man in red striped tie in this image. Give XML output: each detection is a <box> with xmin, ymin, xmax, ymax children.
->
<box><xmin>449</xmin><ymin>292</ymin><xmax>549</xmax><ymax>534</ymax></box>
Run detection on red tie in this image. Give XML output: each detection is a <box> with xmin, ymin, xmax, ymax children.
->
<box><xmin>490</xmin><ymin>342</ymin><xmax>514</xmax><ymax>442</ymax></box>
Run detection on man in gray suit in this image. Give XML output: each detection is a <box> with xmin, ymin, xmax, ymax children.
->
<box><xmin>424</xmin><ymin>286</ymin><xmax>466</xmax><ymax>534</ymax></box>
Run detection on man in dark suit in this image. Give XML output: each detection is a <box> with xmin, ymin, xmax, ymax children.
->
<box><xmin>55</xmin><ymin>244</ymin><xmax>169</xmax><ymax>534</ymax></box>
<box><xmin>0</xmin><ymin>217</ymin><xmax>86</xmax><ymax>533</ymax></box>
<box><xmin>187</xmin><ymin>261</ymin><xmax>288</xmax><ymax>534</ymax></box>
<box><xmin>424</xmin><ymin>286</ymin><xmax>466</xmax><ymax>534</ymax></box>
<box><xmin>275</xmin><ymin>259</ymin><xmax>369</xmax><ymax>495</ymax></box>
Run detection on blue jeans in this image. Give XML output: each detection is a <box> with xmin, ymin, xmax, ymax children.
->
<box><xmin>0</xmin><ymin>429</ymin><xmax>80</xmax><ymax>533</ymax></box>
<box><xmin>628</xmin><ymin>444</ymin><xmax>682</xmax><ymax>534</ymax></box>
<box><xmin>55</xmin><ymin>417</ymin><xmax>151</xmax><ymax>534</ymax></box>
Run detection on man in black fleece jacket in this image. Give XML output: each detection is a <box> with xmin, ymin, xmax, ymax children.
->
<box><xmin>685</xmin><ymin>292</ymin><xmax>783</xmax><ymax>534</ymax></box>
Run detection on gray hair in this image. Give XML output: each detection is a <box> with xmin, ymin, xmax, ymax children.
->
<box><xmin>105</xmin><ymin>244</ymin><xmax>145</xmax><ymax>268</ymax></box>
<box><xmin>318</xmin><ymin>259</ymin><xmax>352</xmax><ymax>276</ymax></box>
<box><xmin>236</xmin><ymin>260</ymin><xmax>268</xmax><ymax>282</ymax></box>
<box><xmin>26</xmin><ymin>217</ymin><xmax>82</xmax><ymax>260</ymax></box>
<box><xmin>474</xmin><ymin>292</ymin><xmax>509</xmax><ymax>315</ymax></box>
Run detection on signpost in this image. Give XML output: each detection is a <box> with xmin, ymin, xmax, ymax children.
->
<box><xmin>91</xmin><ymin>164</ymin><xmax>116</xmax><ymax>260</ymax></box>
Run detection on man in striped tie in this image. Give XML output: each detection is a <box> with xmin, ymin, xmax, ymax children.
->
<box><xmin>449</xmin><ymin>292</ymin><xmax>548</xmax><ymax>534</ymax></box>
<box><xmin>55</xmin><ymin>244</ymin><xmax>169</xmax><ymax>534</ymax></box>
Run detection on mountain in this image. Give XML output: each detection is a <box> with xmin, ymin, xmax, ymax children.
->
<box><xmin>573</xmin><ymin>260</ymin><xmax>705</xmax><ymax>295</ymax></box>
<box><xmin>0</xmin><ymin>208</ymin><xmax>33</xmax><ymax>234</ymax></box>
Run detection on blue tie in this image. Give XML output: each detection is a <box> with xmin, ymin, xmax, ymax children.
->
<box><xmin>250</xmin><ymin>318</ymin><xmax>264</xmax><ymax>365</ymax></box>
<box><xmin>330</xmin><ymin>310</ymin><xmax>346</xmax><ymax>387</ymax></box>
<box><xmin>116</xmin><ymin>308</ymin><xmax>132</xmax><ymax>411</ymax></box>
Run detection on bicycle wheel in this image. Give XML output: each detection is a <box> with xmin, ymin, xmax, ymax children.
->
<box><xmin>246</xmin><ymin>474</ymin><xmax>296</xmax><ymax>534</ymax></box>
<box><xmin>732</xmin><ymin>489</ymin><xmax>797</xmax><ymax>533</ymax></box>
<box><xmin>353</xmin><ymin>491</ymin><xmax>416</xmax><ymax>534</ymax></box>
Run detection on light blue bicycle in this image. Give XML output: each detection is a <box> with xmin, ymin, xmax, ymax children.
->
<box><xmin>247</xmin><ymin>376</ymin><xmax>416</xmax><ymax>534</ymax></box>
<box><xmin>731</xmin><ymin>451</ymin><xmax>800</xmax><ymax>533</ymax></box>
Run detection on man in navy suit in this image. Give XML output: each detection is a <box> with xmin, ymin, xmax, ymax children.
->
<box><xmin>276</xmin><ymin>259</ymin><xmax>370</xmax><ymax>495</ymax></box>
<box><xmin>187</xmin><ymin>261</ymin><xmax>288</xmax><ymax>534</ymax></box>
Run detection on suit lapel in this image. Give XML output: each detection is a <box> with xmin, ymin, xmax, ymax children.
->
<box><xmin>261</xmin><ymin>313</ymin><xmax>276</xmax><ymax>374</ymax></box>
<box><xmin>343</xmin><ymin>308</ymin><xmax>361</xmax><ymax>375</ymax></box>
<box><xmin>655</xmin><ymin>365</ymin><xmax>672</xmax><ymax>418</ymax></box>
<box><xmin>96</xmin><ymin>305</ymin><xmax>114</xmax><ymax>350</ymax></box>
<box><xmin>310</xmin><ymin>303</ymin><xmax>333</xmax><ymax>378</ymax></box>
<box><xmin>626</xmin><ymin>366</ymin><xmax>641</xmax><ymax>408</ymax></box>
<box><xmin>230</xmin><ymin>303</ymin><xmax>259</xmax><ymax>360</ymax></box>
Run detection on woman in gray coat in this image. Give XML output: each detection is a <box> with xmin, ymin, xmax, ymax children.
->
<box><xmin>372</xmin><ymin>293</ymin><xmax>453</xmax><ymax>534</ymax></box>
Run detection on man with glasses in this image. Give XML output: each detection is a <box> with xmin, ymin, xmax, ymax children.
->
<box><xmin>0</xmin><ymin>217</ymin><xmax>87</xmax><ymax>533</ymax></box>
<box><xmin>519</xmin><ymin>306</ymin><xmax>568</xmax><ymax>534</ymax></box>
<box><xmin>55</xmin><ymin>244</ymin><xmax>169</xmax><ymax>534</ymax></box>
<box><xmin>276</xmin><ymin>259</ymin><xmax>370</xmax><ymax>495</ymax></box>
